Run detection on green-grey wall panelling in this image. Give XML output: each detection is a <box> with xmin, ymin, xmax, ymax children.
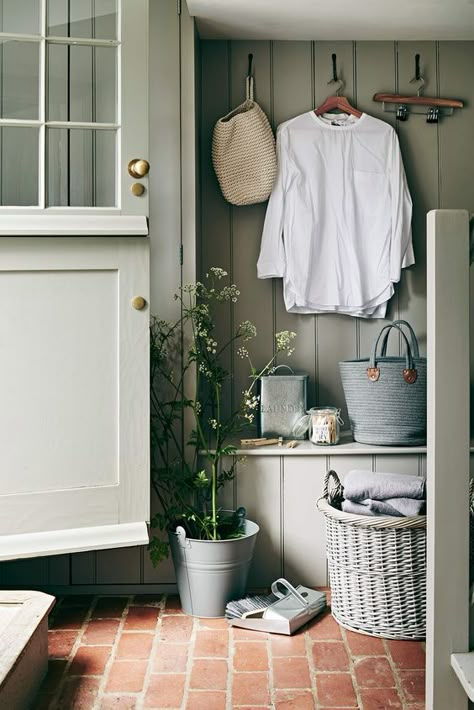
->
<box><xmin>235</xmin><ymin>456</ymin><xmax>282</xmax><ymax>588</ymax></box>
<box><xmin>355</xmin><ymin>42</ymin><xmax>400</xmax><ymax>357</ymax></box>
<box><xmin>149</xmin><ymin>0</ymin><xmax>181</xmax><ymax>320</ymax></box>
<box><xmin>47</xmin><ymin>555</ymin><xmax>70</xmax><ymax>585</ymax></box>
<box><xmin>142</xmin><ymin>491</ymin><xmax>176</xmax><ymax>584</ymax></box>
<box><xmin>313</xmin><ymin>42</ymin><xmax>357</xmax><ymax>425</ymax></box>
<box><xmin>200</xmin><ymin>41</ymin><xmax>233</xmax><ymax>418</ymax></box>
<box><xmin>438</xmin><ymin>43</ymin><xmax>474</xmax><ymax>210</ymax></box>
<box><xmin>373</xmin><ymin>454</ymin><xmax>420</xmax><ymax>476</ymax></box>
<box><xmin>283</xmin><ymin>457</ymin><xmax>328</xmax><ymax>586</ymax></box>
<box><xmin>437</xmin><ymin>42</ymin><xmax>474</xmax><ymax>434</ymax></box>
<box><xmin>71</xmin><ymin>551</ymin><xmax>96</xmax><ymax>585</ymax></box>
<box><xmin>230</xmin><ymin>42</ymin><xmax>274</xmax><ymax>422</ymax></box>
<box><xmin>94</xmin><ymin>550</ymin><xmax>142</xmax><ymax>587</ymax></box>
<box><xmin>1</xmin><ymin>557</ymin><xmax>49</xmax><ymax>587</ymax></box>
<box><xmin>396</xmin><ymin>42</ymin><xmax>439</xmax><ymax>356</ymax></box>
<box><xmin>95</xmin><ymin>547</ymin><xmax>142</xmax><ymax>585</ymax></box>
<box><xmin>272</xmin><ymin>41</ymin><xmax>317</xmax><ymax>406</ymax></box>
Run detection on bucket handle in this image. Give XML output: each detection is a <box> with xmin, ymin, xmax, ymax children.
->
<box><xmin>175</xmin><ymin>526</ymin><xmax>191</xmax><ymax>549</ymax></box>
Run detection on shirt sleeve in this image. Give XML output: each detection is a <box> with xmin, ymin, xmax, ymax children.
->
<box><xmin>389</xmin><ymin>128</ymin><xmax>414</xmax><ymax>282</ymax></box>
<box><xmin>257</xmin><ymin>125</ymin><xmax>288</xmax><ymax>279</ymax></box>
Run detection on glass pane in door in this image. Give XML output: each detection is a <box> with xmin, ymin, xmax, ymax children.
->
<box><xmin>47</xmin><ymin>0</ymin><xmax>117</xmax><ymax>40</ymax></box>
<box><xmin>47</xmin><ymin>128</ymin><xmax>116</xmax><ymax>207</ymax></box>
<box><xmin>0</xmin><ymin>0</ymin><xmax>40</xmax><ymax>35</ymax></box>
<box><xmin>47</xmin><ymin>43</ymin><xmax>116</xmax><ymax>123</ymax></box>
<box><xmin>0</xmin><ymin>127</ymin><xmax>38</xmax><ymax>205</ymax></box>
<box><xmin>0</xmin><ymin>40</ymin><xmax>39</xmax><ymax>119</ymax></box>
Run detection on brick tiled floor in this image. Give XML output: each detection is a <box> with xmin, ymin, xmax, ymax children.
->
<box><xmin>36</xmin><ymin>594</ymin><xmax>425</xmax><ymax>709</ymax></box>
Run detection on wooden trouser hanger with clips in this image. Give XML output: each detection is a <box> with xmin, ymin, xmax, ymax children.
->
<box><xmin>373</xmin><ymin>53</ymin><xmax>463</xmax><ymax>123</ymax></box>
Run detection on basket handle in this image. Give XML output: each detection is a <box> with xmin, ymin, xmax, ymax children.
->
<box><xmin>379</xmin><ymin>320</ymin><xmax>420</xmax><ymax>359</ymax></box>
<box><xmin>322</xmin><ymin>470</ymin><xmax>345</xmax><ymax>507</ymax></box>
<box><xmin>368</xmin><ymin>323</ymin><xmax>417</xmax><ymax>384</ymax></box>
<box><xmin>470</xmin><ymin>479</ymin><xmax>474</xmax><ymax>517</ymax></box>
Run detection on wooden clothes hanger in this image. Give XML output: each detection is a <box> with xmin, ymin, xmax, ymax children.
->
<box><xmin>314</xmin><ymin>54</ymin><xmax>362</xmax><ymax>119</ymax></box>
<box><xmin>373</xmin><ymin>54</ymin><xmax>463</xmax><ymax>119</ymax></box>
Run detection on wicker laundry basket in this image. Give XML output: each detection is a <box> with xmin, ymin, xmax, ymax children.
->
<box><xmin>317</xmin><ymin>470</ymin><xmax>426</xmax><ymax>640</ymax></box>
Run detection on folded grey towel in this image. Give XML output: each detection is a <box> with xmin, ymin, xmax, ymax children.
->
<box><xmin>342</xmin><ymin>500</ymin><xmax>377</xmax><ymax>516</ymax></box>
<box><xmin>342</xmin><ymin>497</ymin><xmax>425</xmax><ymax>517</ymax></box>
<box><xmin>366</xmin><ymin>497</ymin><xmax>425</xmax><ymax>517</ymax></box>
<box><xmin>343</xmin><ymin>470</ymin><xmax>425</xmax><ymax>502</ymax></box>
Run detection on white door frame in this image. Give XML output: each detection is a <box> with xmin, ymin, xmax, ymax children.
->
<box><xmin>426</xmin><ymin>209</ymin><xmax>470</xmax><ymax>709</ymax></box>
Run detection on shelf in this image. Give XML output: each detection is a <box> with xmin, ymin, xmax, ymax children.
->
<box><xmin>230</xmin><ymin>431</ymin><xmax>428</xmax><ymax>456</ymax></box>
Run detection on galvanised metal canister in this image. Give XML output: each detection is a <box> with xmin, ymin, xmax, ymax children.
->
<box><xmin>259</xmin><ymin>366</ymin><xmax>309</xmax><ymax>439</ymax></box>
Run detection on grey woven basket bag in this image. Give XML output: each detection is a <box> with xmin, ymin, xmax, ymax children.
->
<box><xmin>317</xmin><ymin>470</ymin><xmax>426</xmax><ymax>640</ymax></box>
<box><xmin>339</xmin><ymin>320</ymin><xmax>427</xmax><ymax>446</ymax></box>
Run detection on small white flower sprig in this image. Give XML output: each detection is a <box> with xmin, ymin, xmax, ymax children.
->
<box><xmin>150</xmin><ymin>267</ymin><xmax>297</xmax><ymax>547</ymax></box>
<box><xmin>239</xmin><ymin>327</ymin><xmax>297</xmax><ymax>424</ymax></box>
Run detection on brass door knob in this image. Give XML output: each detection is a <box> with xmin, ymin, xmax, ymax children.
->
<box><xmin>128</xmin><ymin>158</ymin><xmax>150</xmax><ymax>178</ymax></box>
<box><xmin>131</xmin><ymin>182</ymin><xmax>145</xmax><ymax>196</ymax></box>
<box><xmin>131</xmin><ymin>296</ymin><xmax>147</xmax><ymax>310</ymax></box>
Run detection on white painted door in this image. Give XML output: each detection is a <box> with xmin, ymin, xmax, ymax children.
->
<box><xmin>0</xmin><ymin>236</ymin><xmax>149</xmax><ymax>560</ymax></box>
<box><xmin>0</xmin><ymin>0</ymin><xmax>149</xmax><ymax>221</ymax></box>
<box><xmin>0</xmin><ymin>1</ymin><xmax>151</xmax><ymax>560</ymax></box>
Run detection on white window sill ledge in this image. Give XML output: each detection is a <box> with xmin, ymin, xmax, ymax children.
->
<box><xmin>0</xmin><ymin>215</ymin><xmax>148</xmax><ymax>236</ymax></box>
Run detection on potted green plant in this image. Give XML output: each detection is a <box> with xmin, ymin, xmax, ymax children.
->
<box><xmin>149</xmin><ymin>267</ymin><xmax>296</xmax><ymax>617</ymax></box>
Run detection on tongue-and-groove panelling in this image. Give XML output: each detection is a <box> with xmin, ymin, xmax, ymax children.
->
<box><xmin>2</xmin><ymin>39</ymin><xmax>473</xmax><ymax>594</ymax></box>
<box><xmin>199</xmin><ymin>40</ymin><xmax>474</xmax><ymax>426</ymax></box>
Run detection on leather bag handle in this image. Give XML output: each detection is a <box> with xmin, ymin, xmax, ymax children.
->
<box><xmin>379</xmin><ymin>319</ymin><xmax>420</xmax><ymax>359</ymax></box>
<box><xmin>368</xmin><ymin>323</ymin><xmax>417</xmax><ymax>384</ymax></box>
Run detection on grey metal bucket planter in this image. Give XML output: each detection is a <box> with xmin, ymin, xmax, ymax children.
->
<box><xmin>169</xmin><ymin>518</ymin><xmax>259</xmax><ymax>618</ymax></box>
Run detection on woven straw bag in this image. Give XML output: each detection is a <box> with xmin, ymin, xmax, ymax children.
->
<box><xmin>339</xmin><ymin>320</ymin><xmax>427</xmax><ymax>446</ymax></box>
<box><xmin>212</xmin><ymin>76</ymin><xmax>277</xmax><ymax>206</ymax></box>
<box><xmin>317</xmin><ymin>470</ymin><xmax>426</xmax><ymax>640</ymax></box>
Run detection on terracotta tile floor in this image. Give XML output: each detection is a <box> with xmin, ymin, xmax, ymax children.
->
<box><xmin>36</xmin><ymin>594</ymin><xmax>425</xmax><ymax>709</ymax></box>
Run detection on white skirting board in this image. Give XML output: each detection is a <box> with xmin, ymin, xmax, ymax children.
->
<box><xmin>0</xmin><ymin>522</ymin><xmax>149</xmax><ymax>561</ymax></box>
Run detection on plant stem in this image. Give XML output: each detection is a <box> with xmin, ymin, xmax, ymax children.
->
<box><xmin>211</xmin><ymin>383</ymin><xmax>221</xmax><ymax>540</ymax></box>
<box><xmin>211</xmin><ymin>460</ymin><xmax>217</xmax><ymax>540</ymax></box>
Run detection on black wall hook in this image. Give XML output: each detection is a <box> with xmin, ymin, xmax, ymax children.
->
<box><xmin>331</xmin><ymin>53</ymin><xmax>338</xmax><ymax>82</ymax></box>
<box><xmin>247</xmin><ymin>53</ymin><xmax>254</xmax><ymax>78</ymax></box>
<box><xmin>415</xmin><ymin>53</ymin><xmax>421</xmax><ymax>81</ymax></box>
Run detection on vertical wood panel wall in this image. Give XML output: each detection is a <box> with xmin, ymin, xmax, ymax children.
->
<box><xmin>200</xmin><ymin>40</ymin><xmax>474</xmax><ymax>425</ymax></box>
<box><xmin>2</xmin><ymin>40</ymin><xmax>473</xmax><ymax>594</ymax></box>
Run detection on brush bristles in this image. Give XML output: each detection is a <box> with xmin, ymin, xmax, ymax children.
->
<box><xmin>225</xmin><ymin>593</ymin><xmax>278</xmax><ymax>619</ymax></box>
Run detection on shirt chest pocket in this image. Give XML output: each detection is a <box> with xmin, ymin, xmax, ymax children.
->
<box><xmin>352</xmin><ymin>169</ymin><xmax>386</xmax><ymax>214</ymax></box>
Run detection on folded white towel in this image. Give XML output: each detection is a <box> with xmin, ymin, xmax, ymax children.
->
<box><xmin>343</xmin><ymin>470</ymin><xmax>425</xmax><ymax>502</ymax></box>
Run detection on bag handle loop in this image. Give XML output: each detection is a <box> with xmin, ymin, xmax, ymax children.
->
<box><xmin>368</xmin><ymin>323</ymin><xmax>417</xmax><ymax>384</ymax></box>
<box><xmin>245</xmin><ymin>75</ymin><xmax>254</xmax><ymax>102</ymax></box>
<box><xmin>379</xmin><ymin>319</ymin><xmax>420</xmax><ymax>359</ymax></box>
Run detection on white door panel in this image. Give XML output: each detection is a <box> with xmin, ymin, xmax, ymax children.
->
<box><xmin>0</xmin><ymin>269</ymin><xmax>119</xmax><ymax>496</ymax></box>
<box><xmin>0</xmin><ymin>236</ymin><xmax>149</xmax><ymax>558</ymax></box>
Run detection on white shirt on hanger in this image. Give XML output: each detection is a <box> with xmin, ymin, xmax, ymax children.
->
<box><xmin>257</xmin><ymin>111</ymin><xmax>414</xmax><ymax>318</ymax></box>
